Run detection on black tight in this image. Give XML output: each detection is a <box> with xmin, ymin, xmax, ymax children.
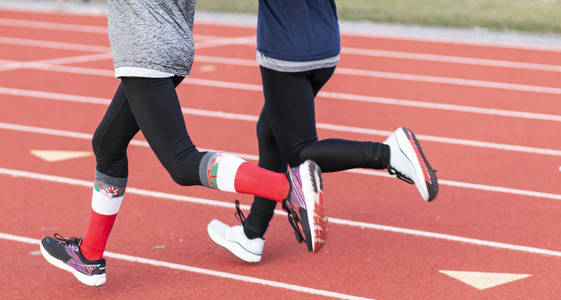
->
<box><xmin>92</xmin><ymin>76</ymin><xmax>205</xmax><ymax>185</ymax></box>
<box><xmin>244</xmin><ymin>66</ymin><xmax>390</xmax><ymax>238</ymax></box>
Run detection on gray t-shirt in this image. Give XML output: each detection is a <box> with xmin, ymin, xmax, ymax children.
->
<box><xmin>107</xmin><ymin>0</ymin><xmax>195</xmax><ymax>77</ymax></box>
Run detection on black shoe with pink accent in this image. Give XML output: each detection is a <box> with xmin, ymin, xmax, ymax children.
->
<box><xmin>40</xmin><ymin>234</ymin><xmax>106</xmax><ymax>286</ymax></box>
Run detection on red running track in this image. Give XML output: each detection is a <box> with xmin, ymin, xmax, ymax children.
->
<box><xmin>1</xmin><ymin>7</ymin><xmax>561</xmax><ymax>300</ymax></box>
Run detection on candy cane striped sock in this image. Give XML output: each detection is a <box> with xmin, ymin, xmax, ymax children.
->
<box><xmin>80</xmin><ymin>170</ymin><xmax>127</xmax><ymax>261</ymax></box>
<box><xmin>199</xmin><ymin>152</ymin><xmax>289</xmax><ymax>202</ymax></box>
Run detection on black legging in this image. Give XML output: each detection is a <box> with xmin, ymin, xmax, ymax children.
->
<box><xmin>243</xmin><ymin>66</ymin><xmax>390</xmax><ymax>237</ymax></box>
<box><xmin>92</xmin><ymin>76</ymin><xmax>206</xmax><ymax>185</ymax></box>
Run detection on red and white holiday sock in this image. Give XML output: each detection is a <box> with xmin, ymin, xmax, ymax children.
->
<box><xmin>80</xmin><ymin>171</ymin><xmax>127</xmax><ymax>261</ymax></box>
<box><xmin>200</xmin><ymin>152</ymin><xmax>289</xmax><ymax>201</ymax></box>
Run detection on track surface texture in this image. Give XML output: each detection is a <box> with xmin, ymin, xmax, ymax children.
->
<box><xmin>0</xmin><ymin>5</ymin><xmax>560</xmax><ymax>300</ymax></box>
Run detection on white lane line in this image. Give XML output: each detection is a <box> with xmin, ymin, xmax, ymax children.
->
<box><xmin>0</xmin><ymin>38</ymin><xmax>256</xmax><ymax>73</ymax></box>
<box><xmin>0</xmin><ymin>18</ymin><xmax>107</xmax><ymax>33</ymax></box>
<box><xmin>193</xmin><ymin>71</ymin><xmax>561</xmax><ymax>123</ymax></box>
<box><xmin>341</xmin><ymin>47</ymin><xmax>561</xmax><ymax>73</ymax></box>
<box><xmin>0</xmin><ymin>35</ymin><xmax>236</xmax><ymax>53</ymax></box>
<box><xmin>6</xmin><ymin>54</ymin><xmax>561</xmax><ymax>123</ymax></box>
<box><xmin>196</xmin><ymin>55</ymin><xmax>256</xmax><ymax>66</ymax></box>
<box><xmin>1</xmin><ymin>168</ymin><xmax>561</xmax><ymax>258</ymax></box>
<box><xmin>0</xmin><ymin>36</ymin><xmax>110</xmax><ymax>52</ymax></box>
<box><xmin>318</xmin><ymin>91</ymin><xmax>561</xmax><ymax>123</ymax></box>
<box><xmin>18</xmin><ymin>62</ymin><xmax>115</xmax><ymax>76</ymax></box>
<box><xmin>4</xmin><ymin>33</ymin><xmax>561</xmax><ymax>74</ymax></box>
<box><xmin>194</xmin><ymin>55</ymin><xmax>561</xmax><ymax>94</ymax></box>
<box><xmin>333</xmin><ymin>68</ymin><xmax>561</xmax><ymax>95</ymax></box>
<box><xmin>1</xmin><ymin>86</ymin><xmax>560</xmax><ymax>157</ymax></box>
<box><xmin>3</xmin><ymin>33</ymin><xmax>561</xmax><ymax>94</ymax></box>
<box><xmin>196</xmin><ymin>52</ymin><xmax>561</xmax><ymax>74</ymax></box>
<box><xmin>347</xmin><ymin>169</ymin><xmax>561</xmax><ymax>201</ymax></box>
<box><xmin>195</xmin><ymin>35</ymin><xmax>256</xmax><ymax>49</ymax></box>
<box><xmin>26</xmin><ymin>56</ymin><xmax>561</xmax><ymax>123</ymax></box>
<box><xmin>26</xmin><ymin>52</ymin><xmax>113</xmax><ymax>66</ymax></box>
<box><xmin>0</xmin><ymin>53</ymin><xmax>113</xmax><ymax>72</ymax></box>
<box><xmin>190</xmin><ymin>76</ymin><xmax>561</xmax><ymax>123</ymax></box>
<box><xmin>0</xmin><ymin>17</ymin><xmax>238</xmax><ymax>40</ymax></box>
<box><xmin>0</xmin><ymin>121</ymin><xmax>258</xmax><ymax>161</ymax></box>
<box><xmin>196</xmin><ymin>54</ymin><xmax>561</xmax><ymax>95</ymax></box>
<box><xmin>0</xmin><ymin>233</ymin><xmax>372</xmax><ymax>300</ymax></box>
<box><xmin>0</xmin><ymin>122</ymin><xmax>560</xmax><ymax>201</ymax></box>
<box><xmin>329</xmin><ymin>217</ymin><xmax>561</xmax><ymax>258</ymax></box>
<box><xmin>187</xmin><ymin>77</ymin><xmax>561</xmax><ymax>122</ymax></box>
<box><xmin>195</xmin><ymin>55</ymin><xmax>561</xmax><ymax>90</ymax></box>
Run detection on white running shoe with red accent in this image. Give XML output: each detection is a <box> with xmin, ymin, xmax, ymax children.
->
<box><xmin>384</xmin><ymin>127</ymin><xmax>438</xmax><ymax>201</ymax></box>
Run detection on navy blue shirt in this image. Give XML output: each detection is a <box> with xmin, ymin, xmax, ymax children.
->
<box><xmin>257</xmin><ymin>0</ymin><xmax>340</xmax><ymax>62</ymax></box>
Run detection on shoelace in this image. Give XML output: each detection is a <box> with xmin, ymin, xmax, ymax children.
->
<box><xmin>282</xmin><ymin>173</ymin><xmax>305</xmax><ymax>244</ymax></box>
<box><xmin>388</xmin><ymin>166</ymin><xmax>438</xmax><ymax>185</ymax></box>
<box><xmin>387</xmin><ymin>167</ymin><xmax>414</xmax><ymax>185</ymax></box>
<box><xmin>234</xmin><ymin>200</ymin><xmax>246</xmax><ymax>224</ymax></box>
<box><xmin>236</xmin><ymin>199</ymin><xmax>304</xmax><ymax>244</ymax></box>
<box><xmin>285</xmin><ymin>206</ymin><xmax>304</xmax><ymax>244</ymax></box>
<box><xmin>53</xmin><ymin>233</ymin><xmax>81</xmax><ymax>250</ymax></box>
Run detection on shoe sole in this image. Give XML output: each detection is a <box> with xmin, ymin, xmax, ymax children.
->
<box><xmin>207</xmin><ymin>220</ymin><xmax>262</xmax><ymax>263</ymax></box>
<box><xmin>395</xmin><ymin>127</ymin><xmax>438</xmax><ymax>201</ymax></box>
<box><xmin>299</xmin><ymin>160</ymin><xmax>327</xmax><ymax>253</ymax></box>
<box><xmin>39</xmin><ymin>243</ymin><xmax>106</xmax><ymax>286</ymax></box>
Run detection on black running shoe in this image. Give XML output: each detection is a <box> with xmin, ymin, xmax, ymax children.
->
<box><xmin>40</xmin><ymin>234</ymin><xmax>106</xmax><ymax>286</ymax></box>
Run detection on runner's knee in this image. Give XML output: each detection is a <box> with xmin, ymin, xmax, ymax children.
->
<box><xmin>163</xmin><ymin>149</ymin><xmax>206</xmax><ymax>186</ymax></box>
<box><xmin>92</xmin><ymin>131</ymin><xmax>128</xmax><ymax>178</ymax></box>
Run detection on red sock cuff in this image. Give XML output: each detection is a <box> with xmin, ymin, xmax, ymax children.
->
<box><xmin>234</xmin><ymin>162</ymin><xmax>289</xmax><ymax>202</ymax></box>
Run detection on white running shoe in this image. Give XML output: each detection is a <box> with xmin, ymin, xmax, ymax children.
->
<box><xmin>282</xmin><ymin>159</ymin><xmax>327</xmax><ymax>253</ymax></box>
<box><xmin>384</xmin><ymin>127</ymin><xmax>438</xmax><ymax>201</ymax></box>
<box><xmin>207</xmin><ymin>219</ymin><xmax>265</xmax><ymax>263</ymax></box>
